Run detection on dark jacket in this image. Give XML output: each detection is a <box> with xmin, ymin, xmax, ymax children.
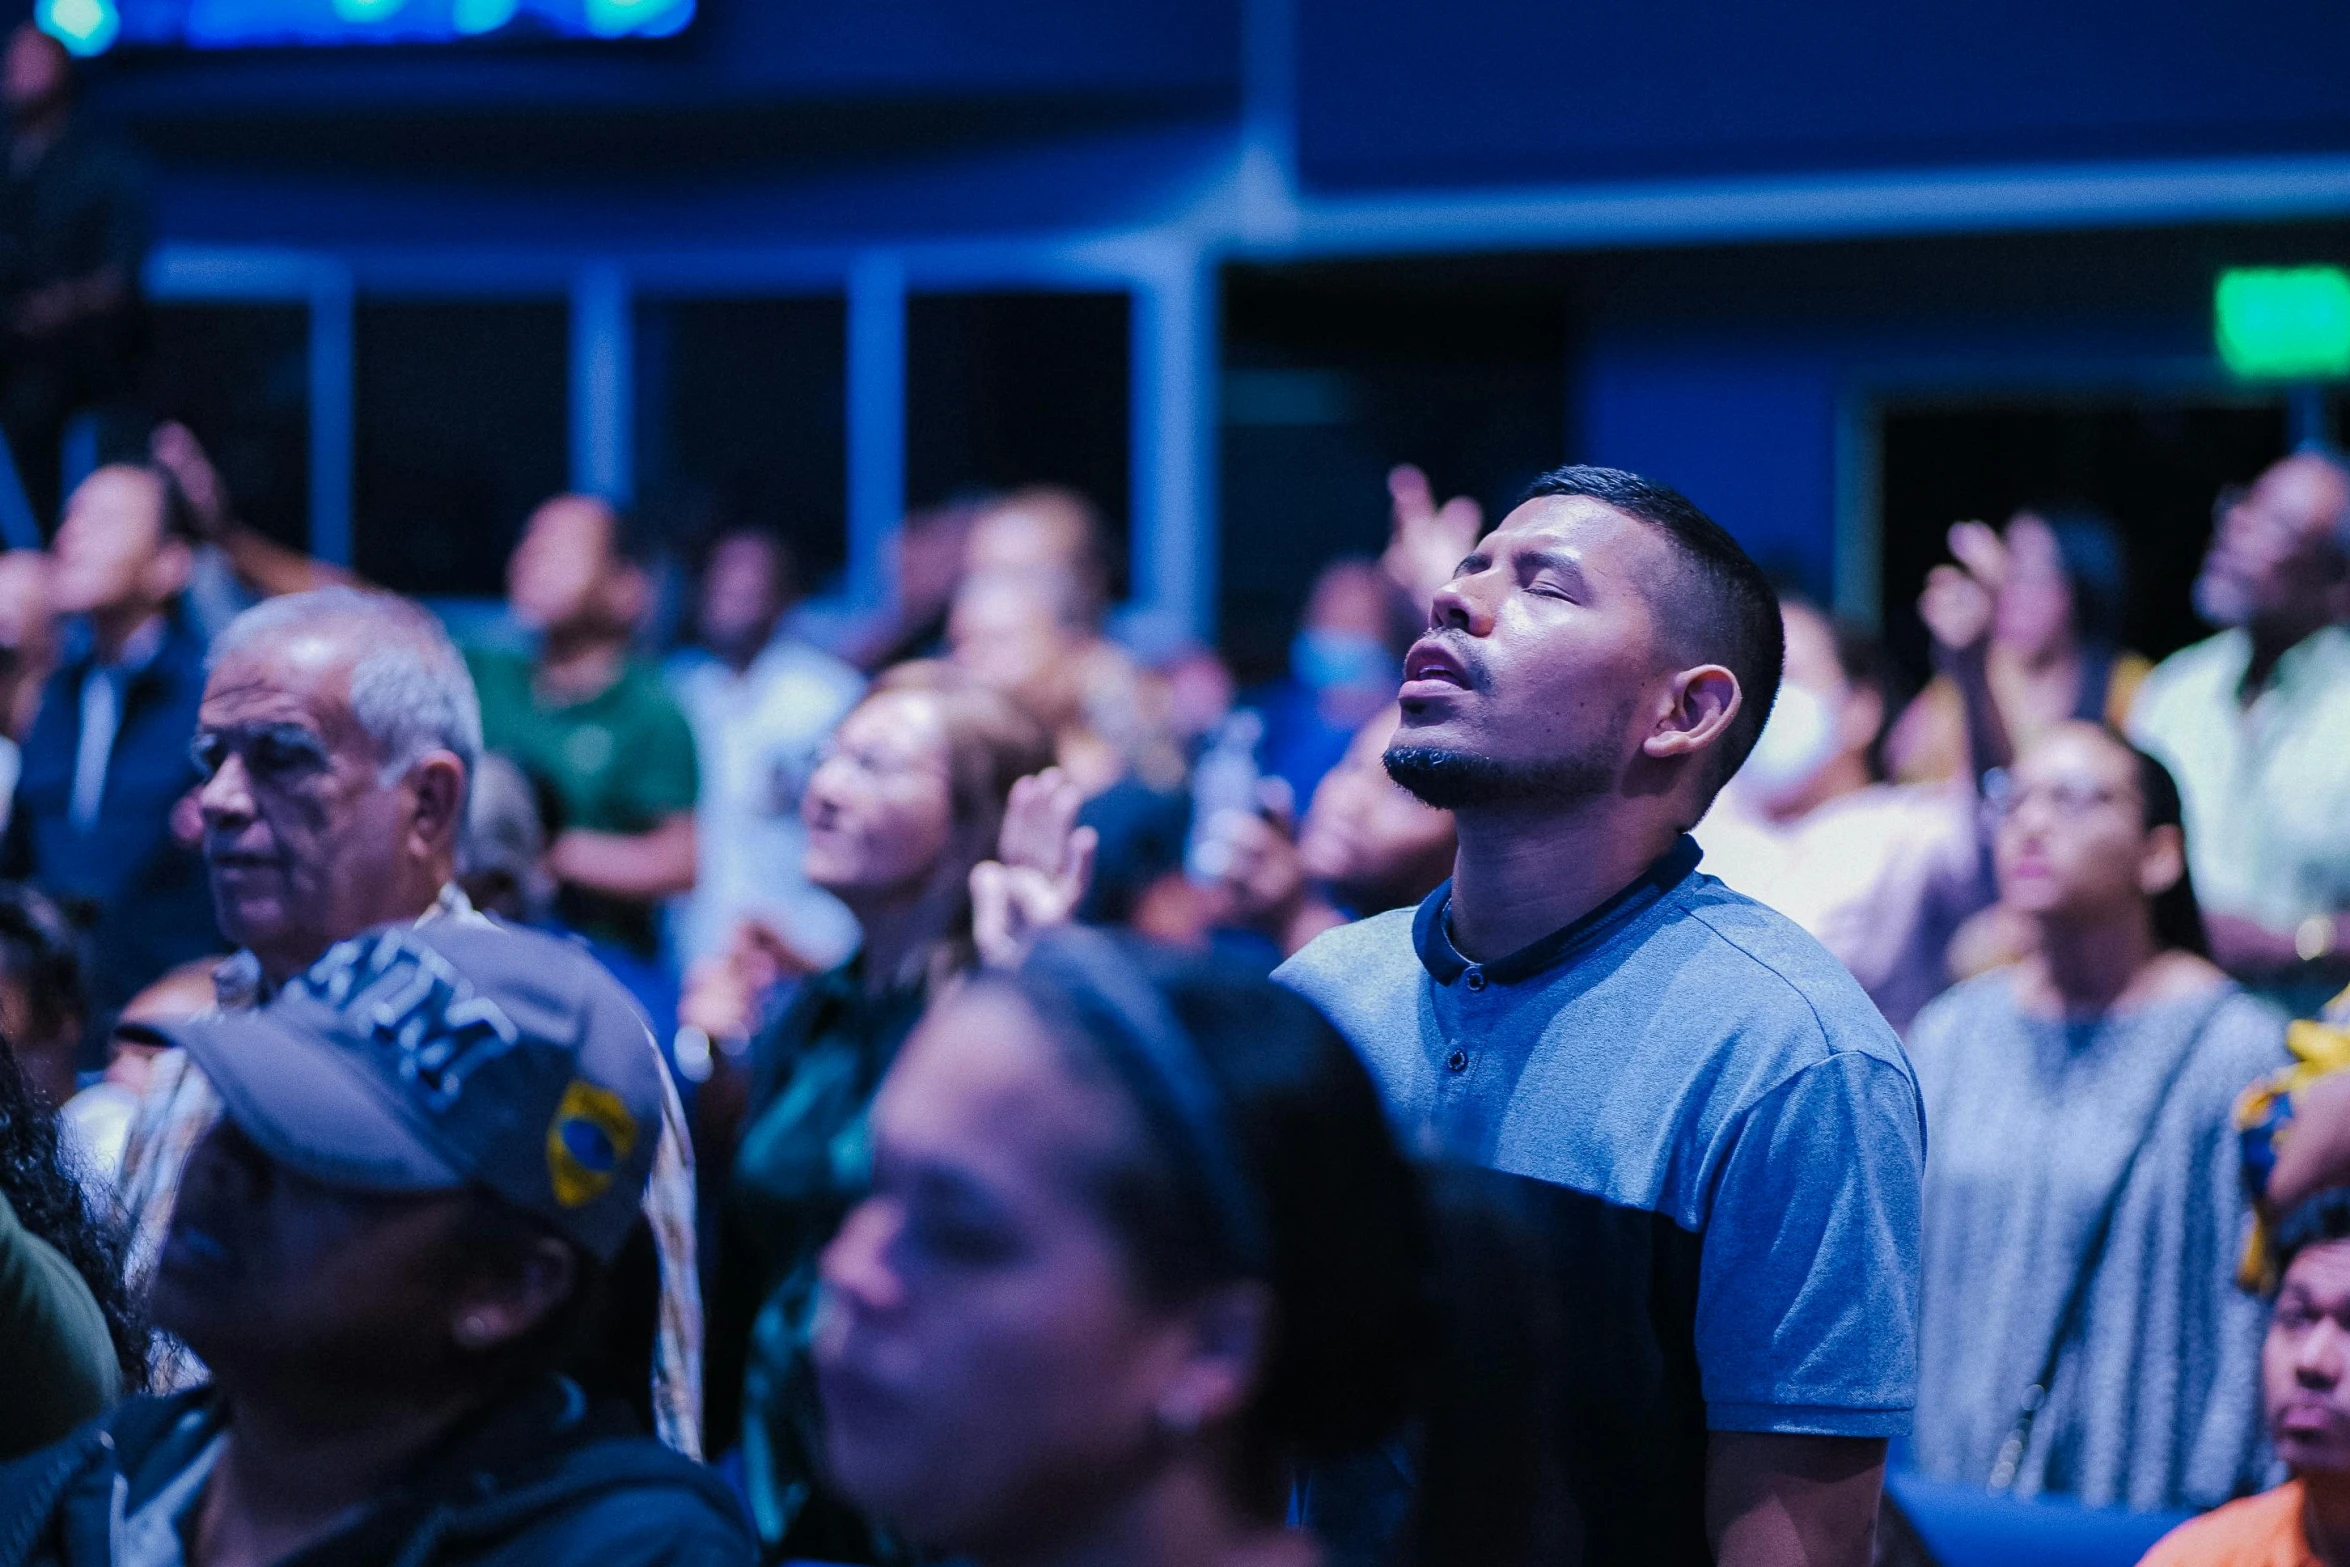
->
<box><xmin>0</xmin><ymin>1379</ymin><xmax>755</xmax><ymax>1567</ymax></box>
<box><xmin>3</xmin><ymin>605</ymin><xmax>219</xmax><ymax>1015</ymax></box>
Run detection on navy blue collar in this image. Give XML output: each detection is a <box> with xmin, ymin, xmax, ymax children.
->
<box><xmin>1413</xmin><ymin>835</ymin><xmax>1704</xmax><ymax>987</ymax></box>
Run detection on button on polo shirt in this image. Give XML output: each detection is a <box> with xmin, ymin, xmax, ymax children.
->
<box><xmin>1276</xmin><ymin>834</ymin><xmax>1925</xmax><ymax>1566</ymax></box>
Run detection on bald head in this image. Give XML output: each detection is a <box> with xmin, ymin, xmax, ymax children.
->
<box><xmin>2196</xmin><ymin>451</ymin><xmax>2350</xmax><ymax>636</ymax></box>
<box><xmin>509</xmin><ymin>493</ymin><xmax>643</xmax><ymax>638</ymax></box>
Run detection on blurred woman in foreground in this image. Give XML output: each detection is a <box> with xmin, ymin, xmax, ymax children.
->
<box><xmin>1906</xmin><ymin>722</ymin><xmax>2284</xmax><ymax>1511</ymax></box>
<box><xmin>814</xmin><ymin>930</ymin><xmax>1567</xmax><ymax>1567</ymax></box>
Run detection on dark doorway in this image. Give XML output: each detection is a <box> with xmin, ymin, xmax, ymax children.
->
<box><xmin>1877</xmin><ymin>397</ymin><xmax>2306</xmax><ymax>685</ymax></box>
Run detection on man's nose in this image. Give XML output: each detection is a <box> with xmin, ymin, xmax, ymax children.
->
<box><xmin>197</xmin><ymin>752</ymin><xmax>256</xmax><ymax>826</ymax></box>
<box><xmin>2300</xmin><ymin>1320</ymin><xmax>2347</xmax><ymax>1388</ymax></box>
<box><xmin>1428</xmin><ymin>570</ymin><xmax>1495</xmax><ymax>637</ymax></box>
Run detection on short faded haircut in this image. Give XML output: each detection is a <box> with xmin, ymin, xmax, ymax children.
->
<box><xmin>1518</xmin><ymin>465</ymin><xmax>1784</xmax><ymax>803</ymax></box>
<box><xmin>209</xmin><ymin>588</ymin><xmax>483</xmax><ymax>785</ymax></box>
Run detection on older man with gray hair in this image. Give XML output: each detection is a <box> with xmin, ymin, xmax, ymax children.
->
<box><xmin>114</xmin><ymin>587</ymin><xmax>706</xmax><ymax>1455</ymax></box>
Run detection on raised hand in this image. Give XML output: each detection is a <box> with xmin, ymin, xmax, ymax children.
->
<box><xmin>971</xmin><ymin>767</ymin><xmax>1100</xmax><ymax>969</ymax></box>
<box><xmin>150</xmin><ymin>420</ymin><xmax>233</xmax><ymax>541</ymax></box>
<box><xmin>1919</xmin><ymin>520</ymin><xmax>2006</xmax><ymax>663</ymax></box>
<box><xmin>1380</xmin><ymin>464</ymin><xmax>1484</xmax><ymax>617</ymax></box>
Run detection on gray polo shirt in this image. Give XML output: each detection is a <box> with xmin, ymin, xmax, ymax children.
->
<box><xmin>1276</xmin><ymin>836</ymin><xmax>1924</xmax><ymax>1439</ymax></box>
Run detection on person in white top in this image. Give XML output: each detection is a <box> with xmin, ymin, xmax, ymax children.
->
<box><xmin>666</xmin><ymin>527</ymin><xmax>865</xmax><ymax>972</ymax></box>
<box><xmin>2129</xmin><ymin>451</ymin><xmax>2350</xmax><ymax>1010</ymax></box>
<box><xmin>1696</xmin><ymin>598</ymin><xmax>1988</xmax><ymax>1031</ymax></box>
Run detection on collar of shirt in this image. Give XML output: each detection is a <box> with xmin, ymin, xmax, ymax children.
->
<box><xmin>212</xmin><ymin>883</ymin><xmax>481</xmax><ymax>1010</ymax></box>
<box><xmin>1413</xmin><ymin>834</ymin><xmax>1704</xmax><ymax>988</ymax></box>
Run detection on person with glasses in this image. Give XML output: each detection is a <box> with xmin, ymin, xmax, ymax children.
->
<box><xmin>2130</xmin><ymin>453</ymin><xmax>2350</xmax><ymax>1012</ymax></box>
<box><xmin>1905</xmin><ymin>721</ymin><xmax>2287</xmax><ymax>1511</ymax></box>
<box><xmin>698</xmin><ymin>661</ymin><xmax>1086</xmax><ymax>1562</ymax></box>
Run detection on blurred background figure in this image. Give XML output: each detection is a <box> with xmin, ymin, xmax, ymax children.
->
<box><xmin>4</xmin><ymin>461</ymin><xmax>215</xmax><ymax>1025</ymax></box>
<box><xmin>469</xmin><ymin>493</ymin><xmax>699</xmax><ymax>966</ymax></box>
<box><xmin>0</xmin><ymin>879</ymin><xmax>78</xmax><ymax>1109</ymax></box>
<box><xmin>1698</xmin><ymin>600</ymin><xmax>1990</xmax><ymax>1031</ymax></box>
<box><xmin>1886</xmin><ymin>509</ymin><xmax>2148</xmax><ymax>784</ymax></box>
<box><xmin>0</xmin><ymin>1021</ymin><xmax>142</xmax><ymax>1461</ymax></box>
<box><xmin>0</xmin><ymin>21</ymin><xmax>147</xmax><ymax>530</ymax></box>
<box><xmin>814</xmin><ymin>932</ymin><xmax>1569</xmax><ymax>1567</ymax></box>
<box><xmin>147</xmin><ymin>419</ymin><xmax>350</xmax><ymax>637</ymax></box>
<box><xmin>0</xmin><ymin>547</ymin><xmax>52</xmax><ymax>820</ymax></box>
<box><xmin>2130</xmin><ymin>451</ymin><xmax>2350</xmax><ymax>1011</ymax></box>
<box><xmin>667</xmin><ymin>525</ymin><xmax>864</xmax><ymax>975</ymax></box>
<box><xmin>60</xmin><ymin>952</ymin><xmax>212</xmax><ymax>1192</ymax></box>
<box><xmin>1181</xmin><ymin>705</ymin><xmax>1455</xmax><ymax>963</ymax></box>
<box><xmin>1252</xmin><ymin>557</ymin><xmax>1415</xmax><ymax>810</ymax></box>
<box><xmin>701</xmin><ymin>665</ymin><xmax>1067</xmax><ymax>1559</ymax></box>
<box><xmin>1903</xmin><ymin>723</ymin><xmax>2283</xmax><ymax>1512</ymax></box>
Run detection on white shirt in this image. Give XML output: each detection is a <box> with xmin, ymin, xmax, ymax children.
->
<box><xmin>1695</xmin><ymin>780</ymin><xmax>1988</xmax><ymax>1033</ymax></box>
<box><xmin>666</xmin><ymin>637</ymin><xmax>865</xmax><ymax>969</ymax></box>
<box><xmin>2129</xmin><ymin>624</ymin><xmax>2350</xmax><ymax>931</ymax></box>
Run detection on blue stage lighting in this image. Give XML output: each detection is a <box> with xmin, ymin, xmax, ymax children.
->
<box><xmin>452</xmin><ymin>0</ymin><xmax>520</xmax><ymax>34</ymax></box>
<box><xmin>36</xmin><ymin>0</ymin><xmax>119</xmax><ymax>55</ymax></box>
<box><xmin>332</xmin><ymin>0</ymin><xmax>410</xmax><ymax>19</ymax></box>
<box><xmin>584</xmin><ymin>0</ymin><xmax>686</xmax><ymax>39</ymax></box>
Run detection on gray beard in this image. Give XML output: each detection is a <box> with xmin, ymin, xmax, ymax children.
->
<box><xmin>1383</xmin><ymin>744</ymin><xmax>1613</xmax><ymax>812</ymax></box>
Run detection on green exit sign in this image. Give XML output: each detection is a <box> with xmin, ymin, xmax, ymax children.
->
<box><xmin>2216</xmin><ymin>266</ymin><xmax>2350</xmax><ymax>380</ymax></box>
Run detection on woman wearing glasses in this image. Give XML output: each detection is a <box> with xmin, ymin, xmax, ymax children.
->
<box><xmin>700</xmin><ymin>661</ymin><xmax>1082</xmax><ymax>1562</ymax></box>
<box><xmin>1904</xmin><ymin>721</ymin><xmax>2287</xmax><ymax>1512</ymax></box>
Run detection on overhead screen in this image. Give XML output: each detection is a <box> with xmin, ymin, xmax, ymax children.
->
<box><xmin>37</xmin><ymin>0</ymin><xmax>691</xmax><ymax>53</ymax></box>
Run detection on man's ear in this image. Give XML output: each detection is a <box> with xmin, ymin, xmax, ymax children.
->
<box><xmin>1641</xmin><ymin>664</ymin><xmax>1743</xmax><ymax>763</ymax></box>
<box><xmin>448</xmin><ymin>1233</ymin><xmax>579</xmax><ymax>1355</ymax></box>
<box><xmin>411</xmin><ymin>752</ymin><xmax>467</xmax><ymax>857</ymax></box>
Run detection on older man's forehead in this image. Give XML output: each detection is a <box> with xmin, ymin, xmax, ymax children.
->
<box><xmin>201</xmin><ymin>635</ymin><xmax>366</xmax><ymax>733</ymax></box>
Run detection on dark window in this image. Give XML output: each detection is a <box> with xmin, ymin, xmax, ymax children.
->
<box><xmin>634</xmin><ymin>295</ymin><xmax>848</xmax><ymax>591</ymax></box>
<box><xmin>353</xmin><ymin>301</ymin><xmax>568</xmax><ymax>598</ymax></box>
<box><xmin>146</xmin><ymin>304</ymin><xmax>311</xmax><ymax>551</ymax></box>
<box><xmin>907</xmin><ymin>290</ymin><xmax>1131</xmax><ymax>588</ymax></box>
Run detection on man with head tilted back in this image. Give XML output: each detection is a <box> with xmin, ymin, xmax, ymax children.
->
<box><xmin>1278</xmin><ymin>466</ymin><xmax>1923</xmax><ymax>1567</ymax></box>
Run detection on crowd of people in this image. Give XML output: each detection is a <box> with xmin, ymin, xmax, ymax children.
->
<box><xmin>0</xmin><ymin>179</ymin><xmax>2346</xmax><ymax>1566</ymax></box>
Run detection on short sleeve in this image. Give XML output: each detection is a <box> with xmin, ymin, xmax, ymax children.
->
<box><xmin>1696</xmin><ymin>1050</ymin><xmax>1924</xmax><ymax>1437</ymax></box>
<box><xmin>623</xmin><ymin>685</ymin><xmax>700</xmax><ymax>821</ymax></box>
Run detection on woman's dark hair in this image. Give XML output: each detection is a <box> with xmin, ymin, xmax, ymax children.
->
<box><xmin>2130</xmin><ymin>741</ymin><xmax>2209</xmax><ymax>958</ymax></box>
<box><xmin>1002</xmin><ymin>931</ymin><xmax>1567</xmax><ymax>1567</ymax></box>
<box><xmin>0</xmin><ymin>1039</ymin><xmax>145</xmax><ymax>1390</ymax></box>
<box><xmin>2018</xmin><ymin>505</ymin><xmax>2128</xmax><ymax>649</ymax></box>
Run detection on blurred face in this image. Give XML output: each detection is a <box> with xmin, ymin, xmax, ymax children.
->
<box><xmin>1994</xmin><ymin>515</ymin><xmax>2075</xmax><ymax>654</ymax></box>
<box><xmin>2267</xmin><ymin>1240</ymin><xmax>2350</xmax><ymax>1477</ymax></box>
<box><xmin>50</xmin><ymin>466</ymin><xmax>170</xmax><ymax>618</ymax></box>
<box><xmin>1992</xmin><ymin>723</ymin><xmax>2171</xmax><ymax>929</ymax></box>
<box><xmin>698</xmin><ymin>533</ymin><xmax>788</xmax><ymax>658</ymax></box>
<box><xmin>197</xmin><ymin>632</ymin><xmax>417</xmax><ymax>978</ymax></box>
<box><xmin>1388</xmin><ymin>496</ymin><xmax>1695</xmax><ymax>812</ymax></box>
<box><xmin>1298</xmin><ymin>708</ymin><xmax>1454</xmax><ymax>909</ymax></box>
<box><xmin>815</xmin><ymin>985</ymin><xmax>1200</xmax><ymax>1555</ymax></box>
<box><xmin>949</xmin><ymin>575</ymin><xmax>1080</xmax><ymax>718</ymax></box>
<box><xmin>2196</xmin><ymin>454</ymin><xmax>2350</xmax><ymax>632</ymax></box>
<box><xmin>508</xmin><ymin>496</ymin><xmax>621</xmax><ymax>634</ymax></box>
<box><xmin>152</xmin><ymin>1119</ymin><xmax>473</xmax><ymax>1392</ymax></box>
<box><xmin>966</xmin><ymin>497</ymin><xmax>1090</xmax><ymax>580</ymax></box>
<box><xmin>801</xmin><ymin>693</ymin><xmax>959</xmax><ymax>904</ymax></box>
<box><xmin>0</xmin><ymin>550</ymin><xmax>52</xmax><ymax>655</ymax></box>
<box><xmin>3</xmin><ymin>26</ymin><xmax>67</xmax><ymax>118</ymax></box>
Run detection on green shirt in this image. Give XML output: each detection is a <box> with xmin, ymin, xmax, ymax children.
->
<box><xmin>466</xmin><ymin>646</ymin><xmax>700</xmax><ymax>955</ymax></box>
<box><xmin>0</xmin><ymin>1186</ymin><xmax>120</xmax><ymax>1460</ymax></box>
